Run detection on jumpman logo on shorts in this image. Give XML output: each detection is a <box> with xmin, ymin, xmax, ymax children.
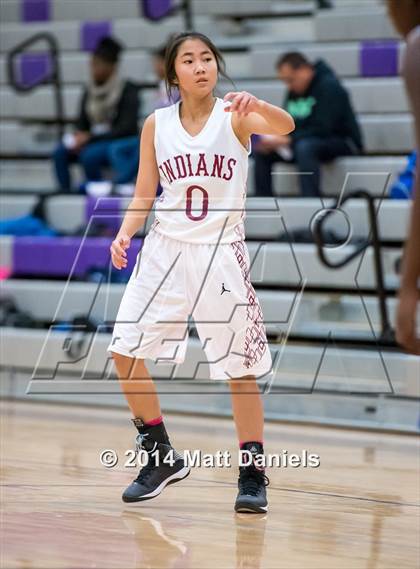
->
<box><xmin>221</xmin><ymin>282</ymin><xmax>231</xmax><ymax>295</ymax></box>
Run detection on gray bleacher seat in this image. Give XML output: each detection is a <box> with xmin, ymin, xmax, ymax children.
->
<box><xmin>0</xmin><ymin>21</ymin><xmax>80</xmax><ymax>52</ymax></box>
<box><xmin>0</xmin><ymin>0</ymin><xmax>139</xmax><ymax>22</ymax></box>
<box><xmin>239</xmin><ymin>16</ymin><xmax>314</xmax><ymax>43</ymax></box>
<box><xmin>193</xmin><ymin>0</ymin><xmax>315</xmax><ymax>17</ymax></box>
<box><xmin>0</xmin><ymin>45</ymin><xmax>406</xmax><ymax>86</ymax></box>
<box><xmin>0</xmin><ymin>154</ymin><xmax>408</xmax><ymax>196</ymax></box>
<box><xmin>0</xmin><ymin>235</ymin><xmax>403</xmax><ymax>291</ymax></box>
<box><xmin>260</xmin><ymin>156</ymin><xmax>408</xmax><ymax>198</ymax></box>
<box><xmin>114</xmin><ymin>18</ymin><xmax>216</xmax><ymax>50</ymax></box>
<box><xmin>342</xmin><ymin>77</ymin><xmax>408</xmax><ymax>113</ymax></box>
<box><xmin>0</xmin><ymin>160</ymin><xmax>56</xmax><ymax>192</ymax></box>
<box><xmin>243</xmin><ymin>197</ymin><xmax>411</xmax><ymax>242</ymax></box>
<box><xmin>1</xmin><ymin>64</ymin><xmax>409</xmax><ymax>113</ymax></box>
<box><xmin>0</xmin><ymin>122</ymin><xmax>59</xmax><ymax>156</ymax></box>
<box><xmin>0</xmin><ymin>16</ymin><xmax>215</xmax><ymax>53</ymax></box>
<box><xmin>2</xmin><ymin>325</ymin><xmax>418</xmax><ymax>430</ymax></box>
<box><xmin>0</xmin><ymin>51</ymin><xmax>155</xmax><ymax>86</ymax></box>
<box><xmin>249</xmin><ymin>42</ymin><xmax>405</xmax><ymax>79</ymax></box>
<box><xmin>245</xmin><ymin>242</ymin><xmax>401</xmax><ymax>290</ymax></box>
<box><xmin>0</xmin><ymin>121</ymin><xmax>20</xmax><ymax>155</ymax></box>
<box><xmin>251</xmin><ymin>43</ymin><xmax>361</xmax><ymax>79</ymax></box>
<box><xmin>0</xmin><ymin>195</ymin><xmax>412</xmax><ymax>242</ymax></box>
<box><xmin>0</xmin><ymin>328</ymin><xmax>419</xmax><ymax>390</ymax></box>
<box><xmin>1</xmin><ymin>78</ymin><xmax>411</xmax><ymax>118</ymax></box>
<box><xmin>0</xmin><ymin>113</ymin><xmax>412</xmax><ymax>156</ymax></box>
<box><xmin>0</xmin><ymin>0</ymin><xmax>315</xmax><ymax>22</ymax></box>
<box><xmin>0</xmin><ymin>279</ymin><xmax>406</xmax><ymax>342</ymax></box>
<box><xmin>0</xmin><ymin>85</ymin><xmax>82</xmax><ymax>120</ymax></box>
<box><xmin>0</xmin><ymin>50</ymin><xmax>253</xmax><ymax>86</ymax></box>
<box><xmin>315</xmin><ymin>5</ymin><xmax>398</xmax><ymax>42</ymax></box>
<box><xmin>0</xmin><ymin>194</ymin><xmax>39</xmax><ymax>218</ymax></box>
<box><xmin>0</xmin><ymin>55</ymin><xmax>7</xmax><ymax>85</ymax></box>
<box><xmin>362</xmin><ymin>115</ymin><xmax>413</xmax><ymax>154</ymax></box>
<box><xmin>1</xmin><ymin>327</ymin><xmax>418</xmax><ymax>397</ymax></box>
<box><xmin>0</xmin><ymin>234</ymin><xmax>13</xmax><ymax>266</ymax></box>
<box><xmin>0</xmin><ymin>194</ymin><xmax>86</xmax><ymax>232</ymax></box>
<box><xmin>218</xmin><ymin>78</ymin><xmax>409</xmax><ymax>114</ymax></box>
<box><xmin>0</xmin><ymin>0</ymin><xmax>19</xmax><ymax>23</ymax></box>
<box><xmin>53</xmin><ymin>0</ymin><xmax>140</xmax><ymax>21</ymax></box>
<box><xmin>333</xmin><ymin>0</ymin><xmax>383</xmax><ymax>5</ymax></box>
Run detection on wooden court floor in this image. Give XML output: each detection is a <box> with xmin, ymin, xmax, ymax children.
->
<box><xmin>1</xmin><ymin>398</ymin><xmax>419</xmax><ymax>568</ymax></box>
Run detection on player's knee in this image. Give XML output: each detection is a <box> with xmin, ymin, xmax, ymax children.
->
<box><xmin>229</xmin><ymin>374</ymin><xmax>258</xmax><ymax>391</ymax></box>
<box><xmin>111</xmin><ymin>351</ymin><xmax>126</xmax><ymax>361</ymax></box>
<box><xmin>110</xmin><ymin>351</ymin><xmax>137</xmax><ymax>367</ymax></box>
<box><xmin>111</xmin><ymin>351</ymin><xmax>149</xmax><ymax>380</ymax></box>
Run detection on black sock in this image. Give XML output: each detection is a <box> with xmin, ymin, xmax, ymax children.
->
<box><xmin>240</xmin><ymin>441</ymin><xmax>265</xmax><ymax>472</ymax></box>
<box><xmin>131</xmin><ymin>417</ymin><xmax>171</xmax><ymax>449</ymax></box>
<box><xmin>240</xmin><ymin>441</ymin><xmax>264</xmax><ymax>454</ymax></box>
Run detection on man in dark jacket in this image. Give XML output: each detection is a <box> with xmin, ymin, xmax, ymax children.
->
<box><xmin>253</xmin><ymin>52</ymin><xmax>363</xmax><ymax>197</ymax></box>
<box><xmin>52</xmin><ymin>37</ymin><xmax>140</xmax><ymax>192</ymax></box>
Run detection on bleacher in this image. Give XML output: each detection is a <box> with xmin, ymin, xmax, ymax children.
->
<box><xmin>0</xmin><ymin>0</ymin><xmax>418</xmax><ymax>432</ymax></box>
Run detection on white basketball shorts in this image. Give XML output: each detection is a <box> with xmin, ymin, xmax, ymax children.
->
<box><xmin>107</xmin><ymin>226</ymin><xmax>273</xmax><ymax>381</ymax></box>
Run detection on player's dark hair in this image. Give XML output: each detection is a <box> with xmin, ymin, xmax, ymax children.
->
<box><xmin>386</xmin><ymin>0</ymin><xmax>420</xmax><ymax>37</ymax></box>
<box><xmin>276</xmin><ymin>52</ymin><xmax>312</xmax><ymax>70</ymax></box>
<box><xmin>164</xmin><ymin>32</ymin><xmax>233</xmax><ymax>101</ymax></box>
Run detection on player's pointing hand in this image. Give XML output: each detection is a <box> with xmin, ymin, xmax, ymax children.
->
<box><xmin>110</xmin><ymin>234</ymin><xmax>131</xmax><ymax>270</ymax></box>
<box><xmin>223</xmin><ymin>91</ymin><xmax>260</xmax><ymax>117</ymax></box>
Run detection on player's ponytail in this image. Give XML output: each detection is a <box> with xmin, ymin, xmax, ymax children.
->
<box><xmin>163</xmin><ymin>32</ymin><xmax>235</xmax><ymax>102</ymax></box>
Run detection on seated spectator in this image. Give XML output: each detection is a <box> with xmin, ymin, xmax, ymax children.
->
<box><xmin>102</xmin><ymin>41</ymin><xmax>180</xmax><ymax>193</ymax></box>
<box><xmin>52</xmin><ymin>37</ymin><xmax>140</xmax><ymax>192</ymax></box>
<box><xmin>253</xmin><ymin>52</ymin><xmax>363</xmax><ymax>197</ymax></box>
<box><xmin>152</xmin><ymin>42</ymin><xmax>180</xmax><ymax>109</ymax></box>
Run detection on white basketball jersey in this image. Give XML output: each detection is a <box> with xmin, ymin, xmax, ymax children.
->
<box><xmin>152</xmin><ymin>97</ymin><xmax>250</xmax><ymax>244</ymax></box>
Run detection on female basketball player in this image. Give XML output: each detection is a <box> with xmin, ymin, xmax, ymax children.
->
<box><xmin>107</xmin><ymin>32</ymin><xmax>294</xmax><ymax>513</ymax></box>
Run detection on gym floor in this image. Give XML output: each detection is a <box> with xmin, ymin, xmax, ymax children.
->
<box><xmin>2</xmin><ymin>399</ymin><xmax>419</xmax><ymax>568</ymax></box>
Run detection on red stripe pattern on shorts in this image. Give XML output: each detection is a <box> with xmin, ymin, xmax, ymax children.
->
<box><xmin>230</xmin><ymin>239</ymin><xmax>268</xmax><ymax>368</ymax></box>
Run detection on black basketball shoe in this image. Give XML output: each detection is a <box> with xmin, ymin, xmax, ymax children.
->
<box><xmin>122</xmin><ymin>421</ymin><xmax>190</xmax><ymax>503</ymax></box>
<box><xmin>235</xmin><ymin>442</ymin><xmax>269</xmax><ymax>513</ymax></box>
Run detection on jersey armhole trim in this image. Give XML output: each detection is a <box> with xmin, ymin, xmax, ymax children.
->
<box><xmin>153</xmin><ymin>109</ymin><xmax>158</xmax><ymax>152</ymax></box>
<box><xmin>229</xmin><ymin>111</ymin><xmax>252</xmax><ymax>156</ymax></box>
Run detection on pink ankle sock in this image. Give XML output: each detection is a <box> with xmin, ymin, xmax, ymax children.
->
<box><xmin>144</xmin><ymin>415</ymin><xmax>163</xmax><ymax>427</ymax></box>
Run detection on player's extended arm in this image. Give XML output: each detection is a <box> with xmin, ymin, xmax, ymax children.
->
<box><xmin>118</xmin><ymin>113</ymin><xmax>160</xmax><ymax>239</ymax></box>
<box><xmin>224</xmin><ymin>91</ymin><xmax>295</xmax><ymax>137</ymax></box>
<box><xmin>110</xmin><ymin>113</ymin><xmax>159</xmax><ymax>270</ymax></box>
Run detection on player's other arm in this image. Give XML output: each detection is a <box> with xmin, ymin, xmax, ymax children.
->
<box><xmin>110</xmin><ymin>113</ymin><xmax>159</xmax><ymax>270</ymax></box>
<box><xmin>224</xmin><ymin>90</ymin><xmax>295</xmax><ymax>137</ymax></box>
